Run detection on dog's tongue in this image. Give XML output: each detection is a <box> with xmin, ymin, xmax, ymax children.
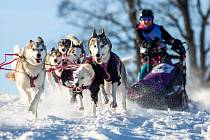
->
<box><xmin>36</xmin><ymin>59</ymin><xmax>41</xmax><ymax>63</ymax></box>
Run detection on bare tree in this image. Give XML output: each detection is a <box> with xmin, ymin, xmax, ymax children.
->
<box><xmin>58</xmin><ymin>0</ymin><xmax>210</xmax><ymax>86</ymax></box>
<box><xmin>152</xmin><ymin>0</ymin><xmax>210</xmax><ymax>86</ymax></box>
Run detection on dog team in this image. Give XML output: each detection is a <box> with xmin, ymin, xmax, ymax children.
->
<box><xmin>6</xmin><ymin>29</ymin><xmax>130</xmax><ymax>118</ymax></box>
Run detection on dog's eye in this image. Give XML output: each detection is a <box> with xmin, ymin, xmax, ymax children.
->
<box><xmin>40</xmin><ymin>48</ymin><xmax>43</xmax><ymax>51</ymax></box>
<box><xmin>94</xmin><ymin>45</ymin><xmax>97</xmax><ymax>48</ymax></box>
<box><xmin>81</xmin><ymin>77</ymin><xmax>84</xmax><ymax>79</ymax></box>
<box><xmin>32</xmin><ymin>48</ymin><xmax>36</xmax><ymax>51</ymax></box>
<box><xmin>101</xmin><ymin>45</ymin><xmax>104</xmax><ymax>48</ymax></box>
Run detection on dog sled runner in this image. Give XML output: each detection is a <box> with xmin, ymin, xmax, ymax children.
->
<box><xmin>128</xmin><ymin>39</ymin><xmax>189</xmax><ymax>110</ymax></box>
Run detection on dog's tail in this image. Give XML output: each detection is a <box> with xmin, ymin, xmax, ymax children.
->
<box><xmin>11</xmin><ymin>44</ymin><xmax>22</xmax><ymax>70</ymax></box>
<box><xmin>121</xmin><ymin>56</ymin><xmax>132</xmax><ymax>65</ymax></box>
<box><xmin>5</xmin><ymin>72</ymin><xmax>15</xmax><ymax>81</ymax></box>
<box><xmin>14</xmin><ymin>44</ymin><xmax>22</xmax><ymax>55</ymax></box>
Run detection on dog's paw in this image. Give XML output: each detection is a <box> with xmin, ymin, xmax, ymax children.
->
<box><xmin>104</xmin><ymin>97</ymin><xmax>109</xmax><ymax>104</ymax></box>
<box><xmin>110</xmin><ymin>102</ymin><xmax>118</xmax><ymax>108</ymax></box>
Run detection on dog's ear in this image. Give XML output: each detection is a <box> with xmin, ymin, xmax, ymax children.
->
<box><xmin>79</xmin><ymin>41</ymin><xmax>83</xmax><ymax>48</ymax></box>
<box><xmin>92</xmin><ymin>29</ymin><xmax>97</xmax><ymax>38</ymax></box>
<box><xmin>27</xmin><ymin>40</ymin><xmax>33</xmax><ymax>48</ymax></box>
<box><xmin>66</xmin><ymin>39</ymin><xmax>72</xmax><ymax>47</ymax></box>
<box><xmin>51</xmin><ymin>47</ymin><xmax>55</xmax><ymax>52</ymax></box>
<box><xmin>101</xmin><ymin>29</ymin><xmax>105</xmax><ymax>36</ymax></box>
<box><xmin>37</xmin><ymin>36</ymin><xmax>44</xmax><ymax>44</ymax></box>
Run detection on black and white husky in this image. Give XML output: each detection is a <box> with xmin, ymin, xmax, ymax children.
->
<box><xmin>6</xmin><ymin>37</ymin><xmax>47</xmax><ymax>118</ymax></box>
<box><xmin>73</xmin><ymin>29</ymin><xmax>128</xmax><ymax>115</ymax></box>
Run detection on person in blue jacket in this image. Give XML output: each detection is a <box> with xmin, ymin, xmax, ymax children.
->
<box><xmin>136</xmin><ymin>9</ymin><xmax>186</xmax><ymax>80</ymax></box>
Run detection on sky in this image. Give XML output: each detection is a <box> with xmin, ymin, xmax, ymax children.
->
<box><xmin>0</xmin><ymin>0</ymin><xmax>75</xmax><ymax>94</ymax></box>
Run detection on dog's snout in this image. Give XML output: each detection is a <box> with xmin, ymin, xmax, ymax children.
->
<box><xmin>54</xmin><ymin>59</ymin><xmax>57</xmax><ymax>63</ymax></box>
<box><xmin>62</xmin><ymin>48</ymin><xmax>65</xmax><ymax>52</ymax></box>
<box><xmin>75</xmin><ymin>83</ymin><xmax>79</xmax><ymax>87</ymax></box>
<box><xmin>96</xmin><ymin>54</ymin><xmax>100</xmax><ymax>58</ymax></box>
<box><xmin>37</xmin><ymin>54</ymin><xmax>41</xmax><ymax>58</ymax></box>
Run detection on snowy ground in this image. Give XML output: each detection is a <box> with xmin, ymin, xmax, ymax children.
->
<box><xmin>1</xmin><ymin>87</ymin><xmax>210</xmax><ymax>140</ymax></box>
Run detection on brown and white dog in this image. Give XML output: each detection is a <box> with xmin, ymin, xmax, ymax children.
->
<box><xmin>6</xmin><ymin>37</ymin><xmax>47</xmax><ymax>118</ymax></box>
<box><xmin>58</xmin><ymin>35</ymin><xmax>85</xmax><ymax>65</ymax></box>
<box><xmin>46</xmin><ymin>35</ymin><xmax>85</xmax><ymax>110</ymax></box>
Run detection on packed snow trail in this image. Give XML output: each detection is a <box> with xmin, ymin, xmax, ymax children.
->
<box><xmin>0</xmin><ymin>89</ymin><xmax>210</xmax><ymax>139</ymax></box>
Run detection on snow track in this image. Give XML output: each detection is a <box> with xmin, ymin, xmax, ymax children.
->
<box><xmin>0</xmin><ymin>91</ymin><xmax>210</xmax><ymax>139</ymax></box>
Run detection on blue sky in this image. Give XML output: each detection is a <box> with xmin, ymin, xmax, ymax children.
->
<box><xmin>0</xmin><ymin>0</ymin><xmax>75</xmax><ymax>94</ymax></box>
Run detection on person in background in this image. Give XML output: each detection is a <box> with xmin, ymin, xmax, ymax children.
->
<box><xmin>136</xmin><ymin>9</ymin><xmax>186</xmax><ymax>80</ymax></box>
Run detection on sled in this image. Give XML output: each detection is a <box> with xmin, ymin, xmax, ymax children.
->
<box><xmin>128</xmin><ymin>62</ymin><xmax>188</xmax><ymax>110</ymax></box>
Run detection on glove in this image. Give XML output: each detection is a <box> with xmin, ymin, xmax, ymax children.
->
<box><xmin>173</xmin><ymin>39</ymin><xmax>182</xmax><ymax>47</ymax></box>
<box><xmin>172</xmin><ymin>39</ymin><xmax>186</xmax><ymax>55</ymax></box>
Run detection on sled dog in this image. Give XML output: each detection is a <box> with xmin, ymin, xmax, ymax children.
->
<box><xmin>57</xmin><ymin>35</ymin><xmax>85</xmax><ymax>65</ymax></box>
<box><xmin>6</xmin><ymin>37</ymin><xmax>47</xmax><ymax>118</ymax></box>
<box><xmin>73</xmin><ymin>61</ymin><xmax>107</xmax><ymax>115</ymax></box>
<box><xmin>73</xmin><ymin>29</ymin><xmax>128</xmax><ymax>115</ymax></box>
<box><xmin>45</xmin><ymin>48</ymin><xmax>84</xmax><ymax>110</ymax></box>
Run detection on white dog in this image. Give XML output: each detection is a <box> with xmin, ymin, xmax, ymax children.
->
<box><xmin>73</xmin><ymin>61</ymin><xmax>108</xmax><ymax>115</ymax></box>
<box><xmin>6</xmin><ymin>37</ymin><xmax>47</xmax><ymax>118</ymax></box>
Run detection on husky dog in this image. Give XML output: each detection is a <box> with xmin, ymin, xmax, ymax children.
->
<box><xmin>58</xmin><ymin>35</ymin><xmax>85</xmax><ymax>65</ymax></box>
<box><xmin>45</xmin><ymin>48</ymin><xmax>63</xmax><ymax>89</ymax></box>
<box><xmin>73</xmin><ymin>29</ymin><xmax>128</xmax><ymax>115</ymax></box>
<box><xmin>46</xmin><ymin>35</ymin><xmax>85</xmax><ymax>110</ymax></box>
<box><xmin>67</xmin><ymin>35</ymin><xmax>85</xmax><ymax>64</ymax></box>
<box><xmin>73</xmin><ymin>61</ymin><xmax>107</xmax><ymax>115</ymax></box>
<box><xmin>45</xmin><ymin>48</ymin><xmax>84</xmax><ymax>110</ymax></box>
<box><xmin>6</xmin><ymin>37</ymin><xmax>47</xmax><ymax>118</ymax></box>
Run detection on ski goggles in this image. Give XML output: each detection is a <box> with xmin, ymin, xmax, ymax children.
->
<box><xmin>140</xmin><ymin>17</ymin><xmax>153</xmax><ymax>21</ymax></box>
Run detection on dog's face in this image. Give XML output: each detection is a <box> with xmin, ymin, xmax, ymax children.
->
<box><xmin>73</xmin><ymin>64</ymin><xmax>95</xmax><ymax>87</ymax></box>
<box><xmin>48</xmin><ymin>48</ymin><xmax>62</xmax><ymax>66</ymax></box>
<box><xmin>58</xmin><ymin>39</ymin><xmax>71</xmax><ymax>55</ymax></box>
<box><xmin>88</xmin><ymin>29</ymin><xmax>112</xmax><ymax>63</ymax></box>
<box><xmin>67</xmin><ymin>35</ymin><xmax>84</xmax><ymax>64</ymax></box>
<box><xmin>68</xmin><ymin>46</ymin><xmax>84</xmax><ymax>64</ymax></box>
<box><xmin>24</xmin><ymin>37</ymin><xmax>47</xmax><ymax>66</ymax></box>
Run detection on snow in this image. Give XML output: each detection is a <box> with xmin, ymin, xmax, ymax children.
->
<box><xmin>1</xmin><ymin>88</ymin><xmax>210</xmax><ymax>140</ymax></box>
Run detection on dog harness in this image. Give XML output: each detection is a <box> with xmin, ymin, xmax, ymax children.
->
<box><xmin>27</xmin><ymin>74</ymin><xmax>39</xmax><ymax>87</ymax></box>
<box><xmin>84</xmin><ymin>57</ymin><xmax>106</xmax><ymax>104</ymax></box>
<box><xmin>60</xmin><ymin>68</ymin><xmax>74</xmax><ymax>86</ymax></box>
<box><xmin>101</xmin><ymin>52</ymin><xmax>122</xmax><ymax>85</ymax></box>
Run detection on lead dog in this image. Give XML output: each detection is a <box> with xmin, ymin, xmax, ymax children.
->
<box><xmin>74</xmin><ymin>30</ymin><xmax>128</xmax><ymax>115</ymax></box>
<box><xmin>6</xmin><ymin>37</ymin><xmax>47</xmax><ymax>118</ymax></box>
